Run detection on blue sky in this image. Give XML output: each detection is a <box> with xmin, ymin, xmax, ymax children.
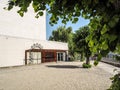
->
<box><xmin>46</xmin><ymin>14</ymin><xmax>90</xmax><ymax>40</ymax></box>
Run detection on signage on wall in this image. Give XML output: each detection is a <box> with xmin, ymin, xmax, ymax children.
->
<box><xmin>31</xmin><ymin>43</ymin><xmax>43</xmax><ymax>49</ymax></box>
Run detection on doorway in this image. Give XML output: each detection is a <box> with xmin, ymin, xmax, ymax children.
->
<box><xmin>57</xmin><ymin>52</ymin><xmax>65</xmax><ymax>61</ymax></box>
<box><xmin>25</xmin><ymin>50</ymin><xmax>42</xmax><ymax>65</ymax></box>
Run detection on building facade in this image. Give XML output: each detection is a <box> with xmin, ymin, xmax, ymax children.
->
<box><xmin>0</xmin><ymin>1</ymin><xmax>68</xmax><ymax>67</ymax></box>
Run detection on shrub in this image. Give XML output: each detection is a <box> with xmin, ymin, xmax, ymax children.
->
<box><xmin>115</xmin><ymin>55</ymin><xmax>120</xmax><ymax>61</ymax></box>
<box><xmin>94</xmin><ymin>60</ymin><xmax>99</xmax><ymax>66</ymax></box>
<box><xmin>69</xmin><ymin>56</ymin><xmax>74</xmax><ymax>61</ymax></box>
<box><xmin>80</xmin><ymin>58</ymin><xmax>85</xmax><ymax>62</ymax></box>
<box><xmin>108</xmin><ymin>73</ymin><xmax>120</xmax><ymax>90</ymax></box>
<box><xmin>82</xmin><ymin>63</ymin><xmax>92</xmax><ymax>68</ymax></box>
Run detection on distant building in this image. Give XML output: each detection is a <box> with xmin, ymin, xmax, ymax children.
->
<box><xmin>0</xmin><ymin>1</ymin><xmax>68</xmax><ymax>67</ymax></box>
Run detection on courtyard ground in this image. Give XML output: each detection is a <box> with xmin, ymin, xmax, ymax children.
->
<box><xmin>0</xmin><ymin>61</ymin><xmax>120</xmax><ymax>90</ymax></box>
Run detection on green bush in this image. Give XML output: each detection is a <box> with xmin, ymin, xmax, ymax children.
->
<box><xmin>82</xmin><ymin>63</ymin><xmax>92</xmax><ymax>68</ymax></box>
<box><xmin>94</xmin><ymin>60</ymin><xmax>99</xmax><ymax>66</ymax></box>
<box><xmin>115</xmin><ymin>55</ymin><xmax>120</xmax><ymax>61</ymax></box>
<box><xmin>69</xmin><ymin>56</ymin><xmax>74</xmax><ymax>61</ymax></box>
<box><xmin>80</xmin><ymin>58</ymin><xmax>85</xmax><ymax>62</ymax></box>
<box><xmin>108</xmin><ymin>73</ymin><xmax>120</xmax><ymax>90</ymax></box>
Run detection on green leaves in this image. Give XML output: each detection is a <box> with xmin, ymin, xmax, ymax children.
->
<box><xmin>82</xmin><ymin>63</ymin><xmax>92</xmax><ymax>68</ymax></box>
<box><xmin>49</xmin><ymin>26</ymin><xmax>72</xmax><ymax>42</ymax></box>
<box><xmin>72</xmin><ymin>18</ymin><xmax>78</xmax><ymax>23</ymax></box>
<box><xmin>94</xmin><ymin>60</ymin><xmax>99</xmax><ymax>66</ymax></box>
<box><xmin>7</xmin><ymin>1</ymin><xmax>14</xmax><ymax>10</ymax></box>
<box><xmin>108</xmin><ymin>73</ymin><xmax>120</xmax><ymax>90</ymax></box>
<box><xmin>101</xmin><ymin>24</ymin><xmax>108</xmax><ymax>34</ymax></box>
<box><xmin>35</xmin><ymin>11</ymin><xmax>43</xmax><ymax>18</ymax></box>
<box><xmin>88</xmin><ymin>40</ymin><xmax>94</xmax><ymax>47</ymax></box>
<box><xmin>12</xmin><ymin>0</ymin><xmax>16</xmax><ymax>2</ymax></box>
<box><xmin>110</xmin><ymin>35</ymin><xmax>117</xmax><ymax>42</ymax></box>
<box><xmin>101</xmin><ymin>40</ymin><xmax>108</xmax><ymax>50</ymax></box>
<box><xmin>32</xmin><ymin>2</ymin><xmax>39</xmax><ymax>12</ymax></box>
<box><xmin>17</xmin><ymin>10</ymin><xmax>24</xmax><ymax>17</ymax></box>
<box><xmin>75</xmin><ymin>12</ymin><xmax>80</xmax><ymax>17</ymax></box>
<box><xmin>62</xmin><ymin>20</ymin><xmax>66</xmax><ymax>24</ymax></box>
<box><xmin>108</xmin><ymin>15</ymin><xmax>119</xmax><ymax>28</ymax></box>
<box><xmin>38</xmin><ymin>12</ymin><xmax>43</xmax><ymax>16</ymax></box>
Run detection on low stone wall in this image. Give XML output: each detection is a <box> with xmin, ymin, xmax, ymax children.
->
<box><xmin>101</xmin><ymin>58</ymin><xmax>120</xmax><ymax>67</ymax></box>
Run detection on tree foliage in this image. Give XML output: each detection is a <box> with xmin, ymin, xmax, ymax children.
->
<box><xmin>73</xmin><ymin>26</ymin><xmax>92</xmax><ymax>65</ymax></box>
<box><xmin>49</xmin><ymin>26</ymin><xmax>75</xmax><ymax>57</ymax></box>
<box><xmin>68</xmin><ymin>33</ymin><xmax>75</xmax><ymax>57</ymax></box>
<box><xmin>7</xmin><ymin>0</ymin><xmax>120</xmax><ymax>57</ymax></box>
<box><xmin>108</xmin><ymin>73</ymin><xmax>120</xmax><ymax>90</ymax></box>
<box><xmin>49</xmin><ymin>26</ymin><xmax>72</xmax><ymax>42</ymax></box>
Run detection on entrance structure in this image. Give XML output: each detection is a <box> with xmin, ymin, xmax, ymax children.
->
<box><xmin>25</xmin><ymin>43</ymin><xmax>68</xmax><ymax>65</ymax></box>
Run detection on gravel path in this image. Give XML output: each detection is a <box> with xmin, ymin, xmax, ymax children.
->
<box><xmin>0</xmin><ymin>62</ymin><xmax>115</xmax><ymax>90</ymax></box>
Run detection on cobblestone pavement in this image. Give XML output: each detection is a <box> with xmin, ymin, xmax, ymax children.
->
<box><xmin>0</xmin><ymin>62</ymin><xmax>114</xmax><ymax>90</ymax></box>
<box><xmin>98</xmin><ymin>62</ymin><xmax>120</xmax><ymax>75</ymax></box>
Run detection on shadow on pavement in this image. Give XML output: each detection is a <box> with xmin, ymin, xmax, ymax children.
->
<box><xmin>46</xmin><ymin>65</ymin><xmax>82</xmax><ymax>69</ymax></box>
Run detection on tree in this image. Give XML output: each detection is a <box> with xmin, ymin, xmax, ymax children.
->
<box><xmin>49</xmin><ymin>26</ymin><xmax>76</xmax><ymax>58</ymax></box>
<box><xmin>49</xmin><ymin>26</ymin><xmax>72</xmax><ymax>42</ymax></box>
<box><xmin>68</xmin><ymin>33</ymin><xmax>75</xmax><ymax>58</ymax></box>
<box><xmin>73</xmin><ymin>26</ymin><xmax>91</xmax><ymax>65</ymax></box>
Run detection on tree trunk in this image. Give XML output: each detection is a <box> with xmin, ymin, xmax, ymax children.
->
<box><xmin>80</xmin><ymin>53</ymin><xmax>83</xmax><ymax>61</ymax></box>
<box><xmin>86</xmin><ymin>56</ymin><xmax>90</xmax><ymax>65</ymax></box>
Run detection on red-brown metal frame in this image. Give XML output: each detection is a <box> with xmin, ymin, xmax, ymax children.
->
<box><xmin>25</xmin><ymin>49</ymin><xmax>67</xmax><ymax>65</ymax></box>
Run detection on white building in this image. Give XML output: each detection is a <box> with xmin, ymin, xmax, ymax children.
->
<box><xmin>0</xmin><ymin>1</ymin><xmax>68</xmax><ymax>67</ymax></box>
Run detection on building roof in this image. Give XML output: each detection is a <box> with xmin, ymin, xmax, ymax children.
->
<box><xmin>39</xmin><ymin>40</ymin><xmax>68</xmax><ymax>50</ymax></box>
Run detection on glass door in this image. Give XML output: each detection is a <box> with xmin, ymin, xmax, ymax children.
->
<box><xmin>27</xmin><ymin>52</ymin><xmax>41</xmax><ymax>64</ymax></box>
<box><xmin>57</xmin><ymin>52</ymin><xmax>65</xmax><ymax>61</ymax></box>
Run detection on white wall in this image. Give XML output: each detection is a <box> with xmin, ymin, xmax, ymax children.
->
<box><xmin>0</xmin><ymin>36</ymin><xmax>31</xmax><ymax>67</ymax></box>
<box><xmin>0</xmin><ymin>1</ymin><xmax>46</xmax><ymax>40</ymax></box>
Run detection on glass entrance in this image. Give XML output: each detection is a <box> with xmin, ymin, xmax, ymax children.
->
<box><xmin>57</xmin><ymin>52</ymin><xmax>65</xmax><ymax>61</ymax></box>
<box><xmin>27</xmin><ymin>52</ymin><xmax>41</xmax><ymax>64</ymax></box>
